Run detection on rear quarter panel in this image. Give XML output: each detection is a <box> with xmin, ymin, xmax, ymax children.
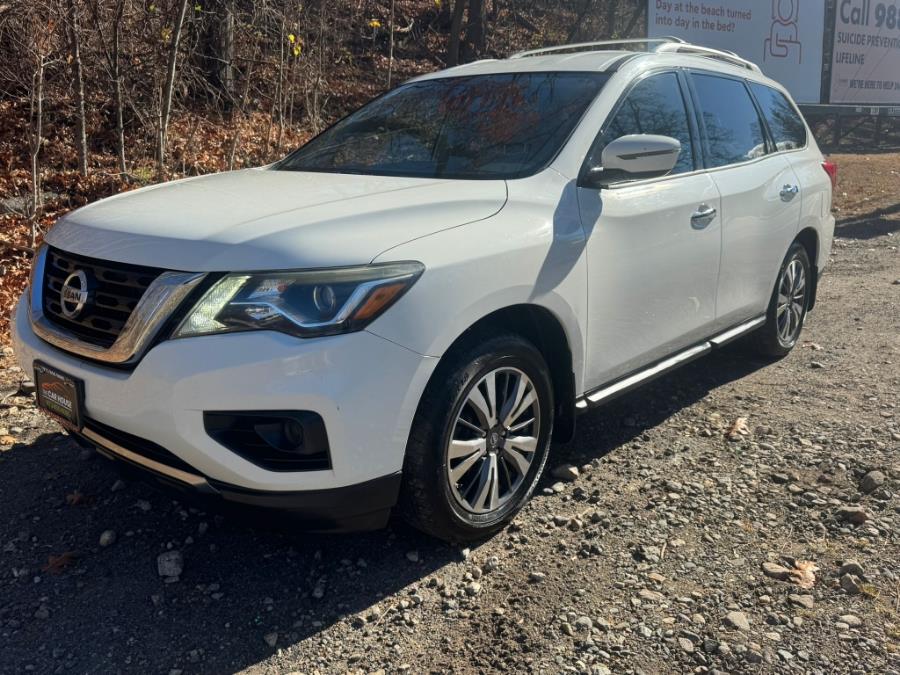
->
<box><xmin>788</xmin><ymin>144</ymin><xmax>835</xmax><ymax>271</ymax></box>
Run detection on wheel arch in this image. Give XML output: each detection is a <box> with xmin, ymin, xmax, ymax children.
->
<box><xmin>795</xmin><ymin>227</ymin><xmax>819</xmax><ymax>311</ymax></box>
<box><xmin>423</xmin><ymin>304</ymin><xmax>577</xmax><ymax>444</ymax></box>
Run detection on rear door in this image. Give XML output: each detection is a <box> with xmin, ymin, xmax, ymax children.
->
<box><xmin>688</xmin><ymin>72</ymin><xmax>802</xmax><ymax>328</ymax></box>
<box><xmin>577</xmin><ymin>70</ymin><xmax>722</xmax><ymax>389</ymax></box>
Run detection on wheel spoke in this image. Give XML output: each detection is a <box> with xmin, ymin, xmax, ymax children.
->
<box><xmin>501</xmin><ymin>378</ymin><xmax>535</xmax><ymax>428</ymax></box>
<box><xmin>449</xmin><ymin>447</ymin><xmax>485</xmax><ymax>483</ymax></box>
<box><xmin>502</xmin><ymin>445</ymin><xmax>531</xmax><ymax>476</ymax></box>
<box><xmin>472</xmin><ymin>454</ymin><xmax>498</xmax><ymax>512</ymax></box>
<box><xmin>467</xmin><ymin>385</ymin><xmax>496</xmax><ymax>428</ymax></box>
<box><xmin>508</xmin><ymin>416</ymin><xmax>535</xmax><ymax>433</ymax></box>
<box><xmin>456</xmin><ymin>417</ymin><xmax>486</xmax><ymax>436</ymax></box>
<box><xmin>506</xmin><ymin>435</ymin><xmax>538</xmax><ymax>454</ymax></box>
<box><xmin>448</xmin><ymin>437</ymin><xmax>486</xmax><ymax>460</ymax></box>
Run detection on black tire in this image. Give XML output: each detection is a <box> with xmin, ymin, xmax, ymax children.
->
<box><xmin>754</xmin><ymin>241</ymin><xmax>811</xmax><ymax>357</ymax></box>
<box><xmin>399</xmin><ymin>333</ymin><xmax>554</xmax><ymax>542</ymax></box>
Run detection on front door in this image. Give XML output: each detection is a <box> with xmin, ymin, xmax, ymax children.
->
<box><xmin>577</xmin><ymin>71</ymin><xmax>722</xmax><ymax>389</ymax></box>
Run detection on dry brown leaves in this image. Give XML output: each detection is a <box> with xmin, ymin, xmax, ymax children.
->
<box><xmin>725</xmin><ymin>417</ymin><xmax>750</xmax><ymax>440</ymax></box>
<box><xmin>790</xmin><ymin>560</ymin><xmax>818</xmax><ymax>589</ymax></box>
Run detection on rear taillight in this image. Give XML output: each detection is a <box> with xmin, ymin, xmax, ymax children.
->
<box><xmin>822</xmin><ymin>160</ymin><xmax>837</xmax><ymax>190</ymax></box>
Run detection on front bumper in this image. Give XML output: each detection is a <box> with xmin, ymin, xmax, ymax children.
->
<box><xmin>71</xmin><ymin>421</ymin><xmax>401</xmax><ymax>530</ymax></box>
<box><xmin>13</xmin><ymin>294</ymin><xmax>437</xmax><ymax>523</ymax></box>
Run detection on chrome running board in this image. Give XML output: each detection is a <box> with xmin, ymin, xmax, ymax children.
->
<box><xmin>576</xmin><ymin>316</ymin><xmax>765</xmax><ymax>411</ymax></box>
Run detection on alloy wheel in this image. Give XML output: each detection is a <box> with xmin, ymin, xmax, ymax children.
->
<box><xmin>776</xmin><ymin>257</ymin><xmax>806</xmax><ymax>346</ymax></box>
<box><xmin>445</xmin><ymin>367</ymin><xmax>541</xmax><ymax>514</ymax></box>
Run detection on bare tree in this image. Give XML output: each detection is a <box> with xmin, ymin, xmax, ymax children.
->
<box><xmin>447</xmin><ymin>0</ymin><xmax>466</xmax><ymax>66</ymax></box>
<box><xmin>157</xmin><ymin>0</ymin><xmax>190</xmax><ymax>176</ymax></box>
<box><xmin>65</xmin><ymin>0</ymin><xmax>89</xmax><ymax>175</ymax></box>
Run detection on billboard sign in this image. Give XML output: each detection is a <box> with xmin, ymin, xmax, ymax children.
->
<box><xmin>830</xmin><ymin>0</ymin><xmax>900</xmax><ymax>104</ymax></box>
<box><xmin>648</xmin><ymin>0</ymin><xmax>826</xmax><ymax>103</ymax></box>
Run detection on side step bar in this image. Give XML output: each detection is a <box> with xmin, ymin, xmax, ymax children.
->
<box><xmin>575</xmin><ymin>316</ymin><xmax>765</xmax><ymax>411</ymax></box>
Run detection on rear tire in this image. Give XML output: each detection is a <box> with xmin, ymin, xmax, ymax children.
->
<box><xmin>399</xmin><ymin>334</ymin><xmax>553</xmax><ymax>543</ymax></box>
<box><xmin>754</xmin><ymin>242</ymin><xmax>811</xmax><ymax>357</ymax></box>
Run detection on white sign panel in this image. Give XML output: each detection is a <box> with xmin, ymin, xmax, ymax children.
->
<box><xmin>648</xmin><ymin>1</ymin><xmax>826</xmax><ymax>103</ymax></box>
<box><xmin>830</xmin><ymin>0</ymin><xmax>900</xmax><ymax>104</ymax></box>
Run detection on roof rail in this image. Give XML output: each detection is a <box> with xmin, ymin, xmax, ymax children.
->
<box><xmin>508</xmin><ymin>37</ymin><xmax>761</xmax><ymax>73</ymax></box>
<box><xmin>509</xmin><ymin>37</ymin><xmax>685</xmax><ymax>59</ymax></box>
<box><xmin>654</xmin><ymin>42</ymin><xmax>761</xmax><ymax>72</ymax></box>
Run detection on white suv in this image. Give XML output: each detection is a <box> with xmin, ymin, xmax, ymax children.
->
<box><xmin>13</xmin><ymin>39</ymin><xmax>835</xmax><ymax>541</ymax></box>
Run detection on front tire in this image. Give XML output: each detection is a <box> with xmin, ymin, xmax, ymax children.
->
<box><xmin>399</xmin><ymin>334</ymin><xmax>553</xmax><ymax>542</ymax></box>
<box><xmin>754</xmin><ymin>242</ymin><xmax>811</xmax><ymax>357</ymax></box>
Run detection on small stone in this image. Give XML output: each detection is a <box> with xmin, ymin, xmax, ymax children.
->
<box><xmin>33</xmin><ymin>606</ymin><xmax>50</xmax><ymax>620</ymax></box>
<box><xmin>724</xmin><ymin>611</ymin><xmax>751</xmax><ymax>632</ymax></box>
<box><xmin>838</xmin><ymin>614</ymin><xmax>862</xmax><ymax>627</ymax></box>
<box><xmin>860</xmin><ymin>470</ymin><xmax>885</xmax><ymax>494</ymax></box>
<box><xmin>465</xmin><ymin>582</ymin><xmax>481</xmax><ymax>597</ymax></box>
<box><xmin>838</xmin><ymin>560</ymin><xmax>865</xmax><ymax>578</ymax></box>
<box><xmin>483</xmin><ymin>556</ymin><xmax>500</xmax><ymax>573</ymax></box>
<box><xmin>836</xmin><ymin>506</ymin><xmax>869</xmax><ymax>524</ymax></box>
<box><xmin>110</xmin><ymin>480</ymin><xmax>126</xmax><ymax>493</ymax></box>
<box><xmin>809</xmin><ymin>361</ymin><xmax>825</xmax><ymax>369</ymax></box>
<box><xmin>156</xmin><ymin>551</ymin><xmax>183</xmax><ymax>579</ymax></box>
<box><xmin>405</xmin><ymin>550</ymin><xmax>419</xmax><ymax>563</ymax></box>
<box><xmin>551</xmin><ymin>463</ymin><xmax>579</xmax><ymax>482</ymax></box>
<box><xmin>99</xmin><ymin>530</ymin><xmax>116</xmax><ymax>548</ymax></box>
<box><xmin>574</xmin><ymin>616</ymin><xmax>592</xmax><ymax>632</ymax></box>
<box><xmin>678</xmin><ymin>637</ymin><xmax>695</xmax><ymax>654</ymax></box>
<box><xmin>638</xmin><ymin>588</ymin><xmax>664</xmax><ymax>602</ymax></box>
<box><xmin>263</xmin><ymin>632</ymin><xmax>278</xmax><ymax>648</ymax></box>
<box><xmin>528</xmin><ymin>571</ymin><xmax>546</xmax><ymax>583</ymax></box>
<box><xmin>788</xmin><ymin>594</ymin><xmax>814</xmax><ymax>609</ymax></box>
<box><xmin>770</xmin><ymin>473</ymin><xmax>791</xmax><ymax>484</ymax></box>
<box><xmin>840</xmin><ymin>573</ymin><xmax>862</xmax><ymax>594</ymax></box>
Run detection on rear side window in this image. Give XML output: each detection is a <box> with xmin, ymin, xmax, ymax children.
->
<box><xmin>691</xmin><ymin>73</ymin><xmax>767</xmax><ymax>168</ymax></box>
<box><xmin>750</xmin><ymin>83</ymin><xmax>807</xmax><ymax>151</ymax></box>
<box><xmin>592</xmin><ymin>72</ymin><xmax>695</xmax><ymax>175</ymax></box>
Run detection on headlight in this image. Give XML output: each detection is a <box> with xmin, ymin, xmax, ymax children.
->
<box><xmin>173</xmin><ymin>261</ymin><xmax>424</xmax><ymax>339</ymax></box>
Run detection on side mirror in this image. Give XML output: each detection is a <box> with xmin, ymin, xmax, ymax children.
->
<box><xmin>579</xmin><ymin>134</ymin><xmax>681</xmax><ymax>188</ymax></box>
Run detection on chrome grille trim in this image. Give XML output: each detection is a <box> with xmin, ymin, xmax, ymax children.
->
<box><xmin>29</xmin><ymin>245</ymin><xmax>206</xmax><ymax>365</ymax></box>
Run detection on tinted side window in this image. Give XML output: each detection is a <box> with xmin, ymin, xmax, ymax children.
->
<box><xmin>692</xmin><ymin>74</ymin><xmax>767</xmax><ymax>168</ymax></box>
<box><xmin>750</xmin><ymin>83</ymin><xmax>807</xmax><ymax>151</ymax></box>
<box><xmin>593</xmin><ymin>72</ymin><xmax>694</xmax><ymax>175</ymax></box>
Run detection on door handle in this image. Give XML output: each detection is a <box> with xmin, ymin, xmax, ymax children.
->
<box><xmin>780</xmin><ymin>184</ymin><xmax>799</xmax><ymax>201</ymax></box>
<box><xmin>690</xmin><ymin>204</ymin><xmax>717</xmax><ymax>229</ymax></box>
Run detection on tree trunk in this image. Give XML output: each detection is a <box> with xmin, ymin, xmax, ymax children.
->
<box><xmin>605</xmin><ymin>0</ymin><xmax>619</xmax><ymax>39</ymax></box>
<box><xmin>465</xmin><ymin>0</ymin><xmax>485</xmax><ymax>60</ymax></box>
<box><xmin>112</xmin><ymin>0</ymin><xmax>127</xmax><ymax>174</ymax></box>
<box><xmin>66</xmin><ymin>0</ymin><xmax>89</xmax><ymax>176</ymax></box>
<box><xmin>387</xmin><ymin>0</ymin><xmax>395</xmax><ymax>87</ymax></box>
<box><xmin>30</xmin><ymin>55</ymin><xmax>45</xmax><ymax>248</ymax></box>
<box><xmin>447</xmin><ymin>0</ymin><xmax>466</xmax><ymax>66</ymax></box>
<box><xmin>157</xmin><ymin>0</ymin><xmax>190</xmax><ymax>177</ymax></box>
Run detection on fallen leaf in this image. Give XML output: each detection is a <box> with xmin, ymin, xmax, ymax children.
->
<box><xmin>42</xmin><ymin>551</ymin><xmax>77</xmax><ymax>574</ymax></box>
<box><xmin>0</xmin><ymin>435</ymin><xmax>15</xmax><ymax>445</ymax></box>
<box><xmin>790</xmin><ymin>560</ymin><xmax>818</xmax><ymax>589</ymax></box>
<box><xmin>725</xmin><ymin>417</ymin><xmax>750</xmax><ymax>440</ymax></box>
<box><xmin>65</xmin><ymin>490</ymin><xmax>93</xmax><ymax>506</ymax></box>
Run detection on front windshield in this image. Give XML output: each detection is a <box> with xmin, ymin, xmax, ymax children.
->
<box><xmin>276</xmin><ymin>72</ymin><xmax>610</xmax><ymax>180</ymax></box>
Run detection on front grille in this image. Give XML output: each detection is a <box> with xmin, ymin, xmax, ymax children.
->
<box><xmin>42</xmin><ymin>247</ymin><xmax>164</xmax><ymax>348</ymax></box>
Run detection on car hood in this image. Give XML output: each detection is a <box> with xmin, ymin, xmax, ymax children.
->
<box><xmin>46</xmin><ymin>168</ymin><xmax>507</xmax><ymax>271</ymax></box>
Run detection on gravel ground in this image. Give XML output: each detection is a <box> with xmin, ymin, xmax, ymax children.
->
<box><xmin>0</xmin><ymin>155</ymin><xmax>898</xmax><ymax>674</ymax></box>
